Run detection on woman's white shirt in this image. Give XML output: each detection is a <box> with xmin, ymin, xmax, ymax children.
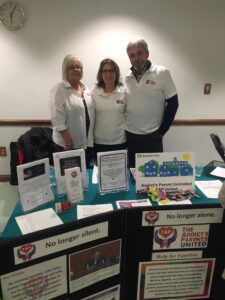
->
<box><xmin>92</xmin><ymin>86</ymin><xmax>126</xmax><ymax>145</ymax></box>
<box><xmin>49</xmin><ymin>80</ymin><xmax>95</xmax><ymax>149</ymax></box>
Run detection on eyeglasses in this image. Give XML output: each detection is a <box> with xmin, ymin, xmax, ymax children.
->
<box><xmin>102</xmin><ymin>69</ymin><xmax>116</xmax><ymax>74</ymax></box>
<box><xmin>67</xmin><ymin>65</ymin><xmax>82</xmax><ymax>71</ymax></box>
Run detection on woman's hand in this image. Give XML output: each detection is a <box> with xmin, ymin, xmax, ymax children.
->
<box><xmin>60</xmin><ymin>130</ymin><xmax>73</xmax><ymax>150</ymax></box>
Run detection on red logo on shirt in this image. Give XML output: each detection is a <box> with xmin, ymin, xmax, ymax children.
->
<box><xmin>116</xmin><ymin>99</ymin><xmax>125</xmax><ymax>104</ymax></box>
<box><xmin>146</xmin><ymin>79</ymin><xmax>156</xmax><ymax>85</ymax></box>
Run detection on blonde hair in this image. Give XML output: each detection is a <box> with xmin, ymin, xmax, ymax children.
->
<box><xmin>62</xmin><ymin>54</ymin><xmax>82</xmax><ymax>81</ymax></box>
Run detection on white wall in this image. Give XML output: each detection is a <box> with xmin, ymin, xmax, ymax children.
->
<box><xmin>1</xmin><ymin>0</ymin><xmax>225</xmax><ymax>174</ymax></box>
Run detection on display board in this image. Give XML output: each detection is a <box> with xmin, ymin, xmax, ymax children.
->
<box><xmin>0</xmin><ymin>210</ymin><xmax>124</xmax><ymax>300</ymax></box>
<box><xmin>0</xmin><ymin>204</ymin><xmax>224</xmax><ymax>300</ymax></box>
<box><xmin>122</xmin><ymin>204</ymin><xmax>224</xmax><ymax>300</ymax></box>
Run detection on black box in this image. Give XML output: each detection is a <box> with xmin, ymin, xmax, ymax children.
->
<box><xmin>203</xmin><ymin>160</ymin><xmax>225</xmax><ymax>177</ymax></box>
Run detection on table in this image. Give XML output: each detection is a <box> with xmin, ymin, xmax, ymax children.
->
<box><xmin>1</xmin><ymin>169</ymin><xmax>220</xmax><ymax>238</ymax></box>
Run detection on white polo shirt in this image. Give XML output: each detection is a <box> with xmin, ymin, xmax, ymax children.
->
<box><xmin>91</xmin><ymin>86</ymin><xmax>126</xmax><ymax>145</ymax></box>
<box><xmin>125</xmin><ymin>63</ymin><xmax>177</xmax><ymax>134</ymax></box>
<box><xmin>49</xmin><ymin>80</ymin><xmax>95</xmax><ymax>149</ymax></box>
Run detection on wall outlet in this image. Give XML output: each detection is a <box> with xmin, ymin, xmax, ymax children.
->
<box><xmin>204</xmin><ymin>83</ymin><xmax>211</xmax><ymax>94</ymax></box>
<box><xmin>0</xmin><ymin>147</ymin><xmax>7</xmax><ymax>156</ymax></box>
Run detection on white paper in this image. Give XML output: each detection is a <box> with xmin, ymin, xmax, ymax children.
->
<box><xmin>65</xmin><ymin>167</ymin><xmax>83</xmax><ymax>203</ymax></box>
<box><xmin>77</xmin><ymin>204</ymin><xmax>113</xmax><ymax>219</ymax></box>
<box><xmin>92</xmin><ymin>165</ymin><xmax>98</xmax><ymax>184</ymax></box>
<box><xmin>158</xmin><ymin>199</ymin><xmax>192</xmax><ymax>205</ymax></box>
<box><xmin>210</xmin><ymin>166</ymin><xmax>225</xmax><ymax>178</ymax></box>
<box><xmin>195</xmin><ymin>180</ymin><xmax>222</xmax><ymax>198</ymax></box>
<box><xmin>15</xmin><ymin>208</ymin><xmax>63</xmax><ymax>235</ymax></box>
<box><xmin>17</xmin><ymin>158</ymin><xmax>53</xmax><ymax>212</ymax></box>
<box><xmin>97</xmin><ymin>150</ymin><xmax>128</xmax><ymax>193</ymax></box>
<box><xmin>116</xmin><ymin>199</ymin><xmax>151</xmax><ymax>209</ymax></box>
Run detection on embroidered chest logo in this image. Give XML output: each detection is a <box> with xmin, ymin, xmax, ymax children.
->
<box><xmin>116</xmin><ymin>99</ymin><xmax>125</xmax><ymax>104</ymax></box>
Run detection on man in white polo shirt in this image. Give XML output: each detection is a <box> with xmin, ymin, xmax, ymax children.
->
<box><xmin>125</xmin><ymin>38</ymin><xmax>179</xmax><ymax>167</ymax></box>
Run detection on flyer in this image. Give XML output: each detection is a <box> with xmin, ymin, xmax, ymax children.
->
<box><xmin>53</xmin><ymin>149</ymin><xmax>88</xmax><ymax>194</ymax></box>
<box><xmin>17</xmin><ymin>158</ymin><xmax>53</xmax><ymax>212</ymax></box>
<box><xmin>97</xmin><ymin>150</ymin><xmax>129</xmax><ymax>193</ymax></box>
<box><xmin>137</xmin><ymin>259</ymin><xmax>215</xmax><ymax>299</ymax></box>
<box><xmin>1</xmin><ymin>256</ymin><xmax>67</xmax><ymax>299</ymax></box>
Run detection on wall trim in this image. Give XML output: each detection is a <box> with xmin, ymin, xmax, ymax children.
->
<box><xmin>0</xmin><ymin>175</ymin><xmax>10</xmax><ymax>182</ymax></box>
<box><xmin>1</xmin><ymin>118</ymin><xmax>225</xmax><ymax>182</ymax></box>
<box><xmin>1</xmin><ymin>119</ymin><xmax>225</xmax><ymax>126</ymax></box>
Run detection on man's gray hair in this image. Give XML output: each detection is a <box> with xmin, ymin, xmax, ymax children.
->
<box><xmin>126</xmin><ymin>38</ymin><xmax>149</xmax><ymax>54</ymax></box>
<box><xmin>62</xmin><ymin>54</ymin><xmax>82</xmax><ymax>80</ymax></box>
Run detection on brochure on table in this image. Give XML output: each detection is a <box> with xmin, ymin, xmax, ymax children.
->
<box><xmin>53</xmin><ymin>149</ymin><xmax>88</xmax><ymax>194</ymax></box>
<box><xmin>97</xmin><ymin>150</ymin><xmax>129</xmax><ymax>194</ymax></box>
<box><xmin>17</xmin><ymin>158</ymin><xmax>54</xmax><ymax>212</ymax></box>
<box><xmin>135</xmin><ymin>152</ymin><xmax>195</xmax><ymax>193</ymax></box>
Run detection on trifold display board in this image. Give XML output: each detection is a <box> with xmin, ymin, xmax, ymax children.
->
<box><xmin>0</xmin><ymin>204</ymin><xmax>224</xmax><ymax>300</ymax></box>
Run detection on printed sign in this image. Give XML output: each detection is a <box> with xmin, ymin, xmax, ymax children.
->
<box><xmin>14</xmin><ymin>222</ymin><xmax>108</xmax><ymax>264</ymax></box>
<box><xmin>142</xmin><ymin>207</ymin><xmax>223</xmax><ymax>226</ymax></box>
<box><xmin>153</xmin><ymin>224</ymin><xmax>209</xmax><ymax>250</ymax></box>
<box><xmin>136</xmin><ymin>152</ymin><xmax>195</xmax><ymax>193</ymax></box>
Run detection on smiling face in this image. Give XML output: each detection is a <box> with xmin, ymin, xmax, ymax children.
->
<box><xmin>127</xmin><ymin>45</ymin><xmax>149</xmax><ymax>72</ymax></box>
<box><xmin>101</xmin><ymin>62</ymin><xmax>116</xmax><ymax>86</ymax></box>
<box><xmin>66</xmin><ymin>59</ymin><xmax>83</xmax><ymax>85</ymax></box>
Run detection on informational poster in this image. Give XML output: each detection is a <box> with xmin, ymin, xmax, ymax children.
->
<box><xmin>69</xmin><ymin>239</ymin><xmax>121</xmax><ymax>293</ymax></box>
<box><xmin>81</xmin><ymin>285</ymin><xmax>120</xmax><ymax>300</ymax></box>
<box><xmin>135</xmin><ymin>152</ymin><xmax>195</xmax><ymax>193</ymax></box>
<box><xmin>53</xmin><ymin>149</ymin><xmax>88</xmax><ymax>194</ymax></box>
<box><xmin>1</xmin><ymin>256</ymin><xmax>67</xmax><ymax>300</ymax></box>
<box><xmin>137</xmin><ymin>259</ymin><xmax>215</xmax><ymax>299</ymax></box>
<box><xmin>97</xmin><ymin>150</ymin><xmax>129</xmax><ymax>193</ymax></box>
<box><xmin>17</xmin><ymin>158</ymin><xmax>53</xmax><ymax>212</ymax></box>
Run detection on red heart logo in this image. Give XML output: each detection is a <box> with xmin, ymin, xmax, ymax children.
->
<box><xmin>21</xmin><ymin>244</ymin><xmax>32</xmax><ymax>253</ymax></box>
<box><xmin>159</xmin><ymin>227</ymin><xmax>174</xmax><ymax>239</ymax></box>
<box><xmin>147</xmin><ymin>211</ymin><xmax>158</xmax><ymax>218</ymax></box>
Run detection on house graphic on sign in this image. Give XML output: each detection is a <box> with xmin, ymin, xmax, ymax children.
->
<box><xmin>144</xmin><ymin>157</ymin><xmax>193</xmax><ymax>177</ymax></box>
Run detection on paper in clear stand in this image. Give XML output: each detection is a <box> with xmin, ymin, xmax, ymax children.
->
<box><xmin>15</xmin><ymin>208</ymin><xmax>63</xmax><ymax>235</ymax></box>
<box><xmin>17</xmin><ymin>158</ymin><xmax>54</xmax><ymax>212</ymax></box>
<box><xmin>65</xmin><ymin>166</ymin><xmax>83</xmax><ymax>203</ymax></box>
<box><xmin>53</xmin><ymin>149</ymin><xmax>88</xmax><ymax>194</ymax></box>
<box><xmin>77</xmin><ymin>204</ymin><xmax>113</xmax><ymax>219</ymax></box>
<box><xmin>97</xmin><ymin>150</ymin><xmax>129</xmax><ymax>194</ymax></box>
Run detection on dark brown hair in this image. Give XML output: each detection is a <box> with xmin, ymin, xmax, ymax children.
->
<box><xmin>96</xmin><ymin>58</ymin><xmax>122</xmax><ymax>88</ymax></box>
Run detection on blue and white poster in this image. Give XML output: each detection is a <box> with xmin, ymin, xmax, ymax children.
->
<box><xmin>135</xmin><ymin>152</ymin><xmax>195</xmax><ymax>193</ymax></box>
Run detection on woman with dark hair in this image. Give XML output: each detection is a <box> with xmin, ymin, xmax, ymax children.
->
<box><xmin>92</xmin><ymin>58</ymin><xmax>126</xmax><ymax>158</ymax></box>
